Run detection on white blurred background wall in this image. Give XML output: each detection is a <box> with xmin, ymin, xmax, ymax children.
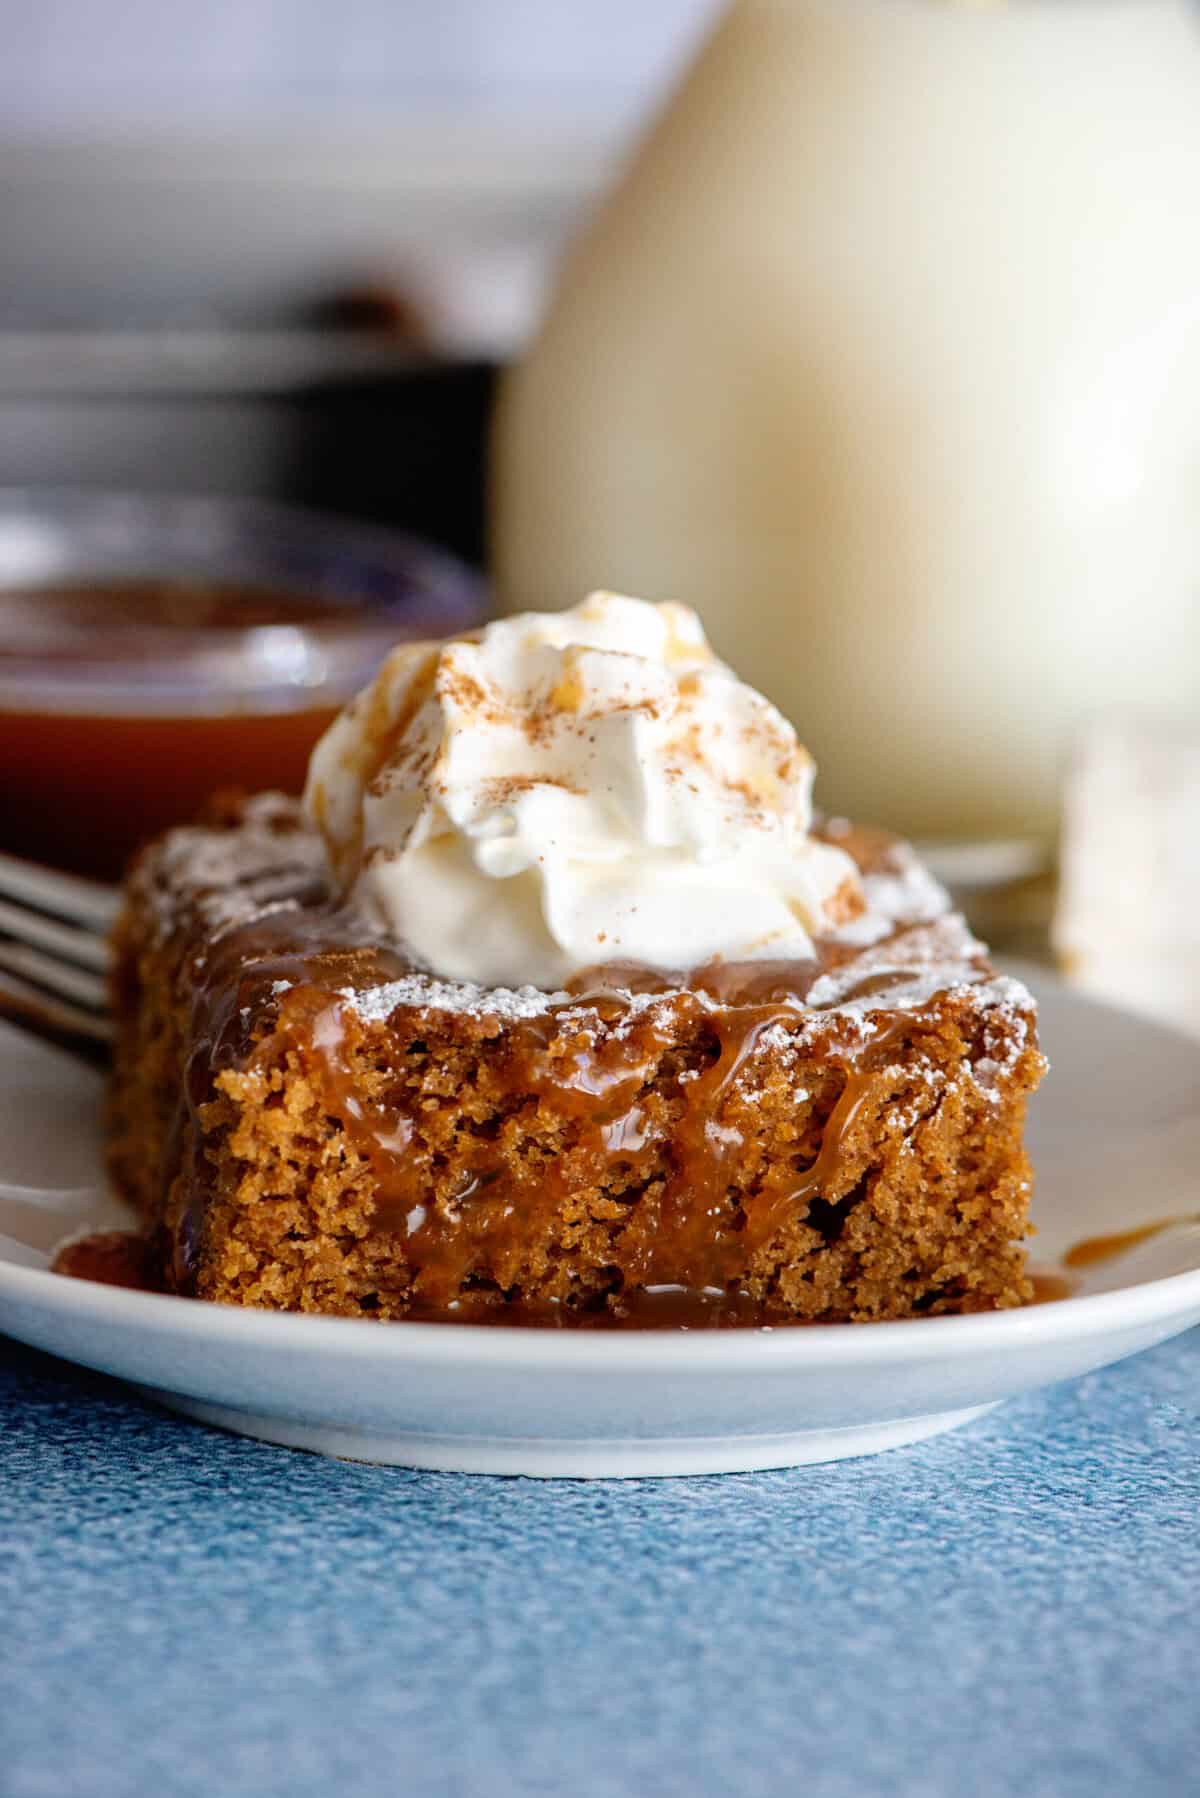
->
<box><xmin>0</xmin><ymin>0</ymin><xmax>719</xmax><ymax>132</ymax></box>
<box><xmin>0</xmin><ymin>0</ymin><xmax>721</xmax><ymax>345</ymax></box>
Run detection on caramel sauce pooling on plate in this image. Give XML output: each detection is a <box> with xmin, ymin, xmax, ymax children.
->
<box><xmin>1062</xmin><ymin>1218</ymin><xmax>1198</xmax><ymax>1269</ymax></box>
<box><xmin>51</xmin><ymin>1230</ymin><xmax>162</xmax><ymax>1292</ymax></box>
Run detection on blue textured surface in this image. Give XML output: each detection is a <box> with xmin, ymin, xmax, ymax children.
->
<box><xmin>3</xmin><ymin>1330</ymin><xmax>1199</xmax><ymax>1798</ymax></box>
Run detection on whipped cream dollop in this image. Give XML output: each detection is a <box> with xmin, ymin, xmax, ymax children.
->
<box><xmin>304</xmin><ymin>592</ymin><xmax>863</xmax><ymax>987</ymax></box>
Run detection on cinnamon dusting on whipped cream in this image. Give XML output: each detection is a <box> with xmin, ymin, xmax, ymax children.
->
<box><xmin>305</xmin><ymin>592</ymin><xmax>865</xmax><ymax>987</ymax></box>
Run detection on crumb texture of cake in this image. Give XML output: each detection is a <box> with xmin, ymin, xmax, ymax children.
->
<box><xmin>108</xmin><ymin>793</ymin><xmax>1045</xmax><ymax>1325</ymax></box>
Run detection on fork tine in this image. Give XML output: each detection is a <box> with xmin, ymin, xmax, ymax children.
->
<box><xmin>0</xmin><ymin>967</ymin><xmax>113</xmax><ymax>1057</ymax></box>
<box><xmin>0</xmin><ymin>895</ymin><xmax>111</xmax><ymax>971</ymax></box>
<box><xmin>0</xmin><ymin>851</ymin><xmax>119</xmax><ymax>931</ymax></box>
<box><xmin>0</xmin><ymin>940</ymin><xmax>110</xmax><ymax>1011</ymax></box>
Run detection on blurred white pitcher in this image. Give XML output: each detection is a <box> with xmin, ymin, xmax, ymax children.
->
<box><xmin>492</xmin><ymin>0</ymin><xmax>1200</xmax><ymax>850</ymax></box>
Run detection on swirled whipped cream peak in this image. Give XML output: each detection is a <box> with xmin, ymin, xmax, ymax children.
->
<box><xmin>304</xmin><ymin>592</ymin><xmax>864</xmax><ymax>988</ymax></box>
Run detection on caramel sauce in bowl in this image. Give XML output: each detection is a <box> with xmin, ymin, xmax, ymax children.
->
<box><xmin>0</xmin><ymin>492</ymin><xmax>485</xmax><ymax>878</ymax></box>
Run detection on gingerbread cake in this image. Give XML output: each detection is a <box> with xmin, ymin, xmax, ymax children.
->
<box><xmin>106</xmin><ymin>803</ymin><xmax>1043</xmax><ymax>1323</ymax></box>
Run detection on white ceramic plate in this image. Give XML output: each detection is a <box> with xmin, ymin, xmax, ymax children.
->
<box><xmin>2</xmin><ymin>978</ymin><xmax>1199</xmax><ymax>1478</ymax></box>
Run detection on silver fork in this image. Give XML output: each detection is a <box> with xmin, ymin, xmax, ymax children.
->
<box><xmin>0</xmin><ymin>852</ymin><xmax>117</xmax><ymax>1061</ymax></box>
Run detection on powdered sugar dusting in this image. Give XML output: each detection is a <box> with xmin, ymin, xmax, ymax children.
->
<box><xmin>135</xmin><ymin>795</ymin><xmax>1037</xmax><ymax>1060</ymax></box>
<box><xmin>968</xmin><ymin>984</ymin><xmax>1035</xmax><ymax>1097</ymax></box>
<box><xmin>831</xmin><ymin>840</ymin><xmax>952</xmax><ymax>948</ymax></box>
<box><xmin>555</xmin><ymin>990</ymin><xmax>672</xmax><ymax>1028</ymax></box>
<box><xmin>344</xmin><ymin>976</ymin><xmax>570</xmax><ymax>1024</ymax></box>
<box><xmin>339</xmin><ymin>953</ymin><xmax>1035</xmax><ymax>1046</ymax></box>
<box><xmin>140</xmin><ymin>792</ymin><xmax>328</xmax><ymax>943</ymax></box>
<box><xmin>805</xmin><ymin>915</ymin><xmax>988</xmax><ymax>1011</ymax></box>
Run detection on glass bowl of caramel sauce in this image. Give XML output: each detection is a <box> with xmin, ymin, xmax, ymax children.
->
<box><xmin>0</xmin><ymin>490</ymin><xmax>485</xmax><ymax>879</ymax></box>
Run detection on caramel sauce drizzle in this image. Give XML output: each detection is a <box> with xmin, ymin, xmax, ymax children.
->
<box><xmin>251</xmin><ymin>960</ymin><xmax>919</xmax><ymax>1318</ymax></box>
<box><xmin>1062</xmin><ymin>1217</ymin><xmax>1200</xmax><ymax>1270</ymax></box>
<box><xmin>1026</xmin><ymin>1270</ymin><xmax>1078</xmax><ymax>1305</ymax></box>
